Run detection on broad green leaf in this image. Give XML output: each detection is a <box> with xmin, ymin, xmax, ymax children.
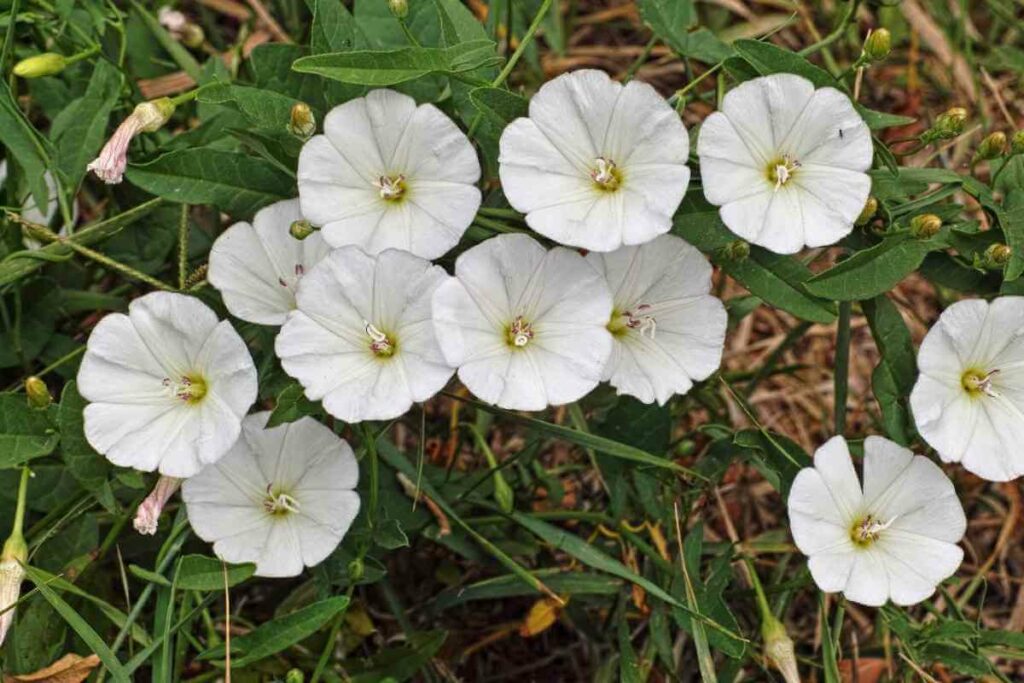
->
<box><xmin>0</xmin><ymin>80</ymin><xmax>51</xmax><ymax>210</ymax></box>
<box><xmin>921</xmin><ymin>252</ymin><xmax>997</xmax><ymax>294</ymax></box>
<box><xmin>292</xmin><ymin>40</ymin><xmax>501</xmax><ymax>86</ymax></box>
<box><xmin>1001</xmin><ymin>190</ymin><xmax>1024</xmax><ymax>281</ymax></box>
<box><xmin>637</xmin><ymin>0</ymin><xmax>732</xmax><ymax>63</ymax></box>
<box><xmin>50</xmin><ymin>59</ymin><xmax>122</xmax><ymax>188</ymax></box>
<box><xmin>197</xmin><ymin>83</ymin><xmax>302</xmax><ymax>131</ymax></box>
<box><xmin>469</xmin><ymin>87</ymin><xmax>528</xmax><ymax>128</ymax></box>
<box><xmin>129</xmin><ymin>0</ymin><xmax>202</xmax><ymax>80</ymax></box>
<box><xmin>126</xmin><ymin>149</ymin><xmax>293</xmax><ymax>216</ymax></box>
<box><xmin>804</xmin><ymin>231</ymin><xmax>948</xmax><ymax>300</ymax></box>
<box><xmin>266</xmin><ymin>382</ymin><xmax>322</xmax><ymax>428</ymax></box>
<box><xmin>306</xmin><ymin>0</ymin><xmax>360</xmax><ymax>53</ymax></box>
<box><xmin>129</xmin><ymin>564</ymin><xmax>172</xmax><ymax>586</ymax></box>
<box><xmin>508</xmin><ymin>511</ymin><xmax>747</xmax><ymax>646</ymax></box>
<box><xmin>0</xmin><ymin>393</ymin><xmax>59</xmax><ymax>468</ymax></box>
<box><xmin>863</xmin><ymin>295</ymin><xmax>917</xmax><ymax>445</ymax></box>
<box><xmin>24</xmin><ymin>565</ymin><xmax>131</xmax><ymax>683</ymax></box>
<box><xmin>199</xmin><ymin>596</ymin><xmax>350</xmax><ymax>666</ymax></box>
<box><xmin>432</xmin><ymin>571</ymin><xmax>621</xmax><ymax>611</ymax></box>
<box><xmin>176</xmin><ymin>554</ymin><xmax>256</xmax><ymax>591</ymax></box>
<box><xmin>733</xmin><ymin>429</ymin><xmax>805</xmax><ymax>495</ymax></box>
<box><xmin>734</xmin><ymin>39</ymin><xmax>835</xmax><ymax>88</ymax></box>
<box><xmin>57</xmin><ymin>381</ymin><xmax>110</xmax><ymax>489</ymax></box>
<box><xmin>374</xmin><ymin>517</ymin><xmax>410</xmax><ymax>550</ymax></box>
<box><xmin>345</xmin><ymin>630</ymin><xmax>447</xmax><ymax>683</ymax></box>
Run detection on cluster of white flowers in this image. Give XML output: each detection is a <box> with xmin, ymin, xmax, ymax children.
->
<box><xmin>72</xmin><ymin>69</ymin><xmax>988</xmax><ymax>608</ymax></box>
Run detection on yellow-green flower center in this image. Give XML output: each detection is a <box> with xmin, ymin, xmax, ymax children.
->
<box><xmin>365</xmin><ymin>321</ymin><xmax>396</xmax><ymax>358</ymax></box>
<box><xmin>375</xmin><ymin>174</ymin><xmax>407</xmax><ymax>202</ymax></box>
<box><xmin>849</xmin><ymin>514</ymin><xmax>895</xmax><ymax>547</ymax></box>
<box><xmin>766</xmin><ymin>155</ymin><xmax>800</xmax><ymax>190</ymax></box>
<box><xmin>264</xmin><ymin>486</ymin><xmax>301</xmax><ymax>516</ymax></box>
<box><xmin>507</xmin><ymin>315</ymin><xmax>534</xmax><ymax>348</ymax></box>
<box><xmin>607</xmin><ymin>305</ymin><xmax>656</xmax><ymax>339</ymax></box>
<box><xmin>164</xmin><ymin>373</ymin><xmax>207</xmax><ymax>404</ymax></box>
<box><xmin>591</xmin><ymin>157</ymin><xmax>622</xmax><ymax>192</ymax></box>
<box><xmin>961</xmin><ymin>368</ymin><xmax>997</xmax><ymax>397</ymax></box>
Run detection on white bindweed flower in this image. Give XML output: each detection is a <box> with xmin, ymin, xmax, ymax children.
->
<box><xmin>499</xmin><ymin>70</ymin><xmax>690</xmax><ymax>252</ymax></box>
<box><xmin>586</xmin><ymin>234</ymin><xmax>726</xmax><ymax>405</ymax></box>
<box><xmin>182</xmin><ymin>412</ymin><xmax>360</xmax><ymax>577</ymax></box>
<box><xmin>78</xmin><ymin>292</ymin><xmax>258</xmax><ymax>478</ymax></box>
<box><xmin>910</xmin><ymin>297</ymin><xmax>1024</xmax><ymax>481</ymax></box>
<box><xmin>697</xmin><ymin>74</ymin><xmax>872</xmax><ymax>254</ymax></box>
<box><xmin>208</xmin><ymin>199</ymin><xmax>331</xmax><ymax>326</ymax></box>
<box><xmin>275</xmin><ymin>246</ymin><xmax>454</xmax><ymax>422</ymax></box>
<box><xmin>432</xmin><ymin>233</ymin><xmax>613</xmax><ymax>410</ymax></box>
<box><xmin>297</xmin><ymin>89</ymin><xmax>481</xmax><ymax>260</ymax></box>
<box><xmin>788</xmin><ymin>435</ymin><xmax>965</xmax><ymax>607</ymax></box>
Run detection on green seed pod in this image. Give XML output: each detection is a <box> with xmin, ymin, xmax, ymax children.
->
<box><xmin>855</xmin><ymin>197</ymin><xmax>879</xmax><ymax>226</ymax></box>
<box><xmin>24</xmin><ymin>376</ymin><xmax>52</xmax><ymax>410</ymax></box>
<box><xmin>12</xmin><ymin>53</ymin><xmax>68</xmax><ymax>79</ymax></box>
<box><xmin>975</xmin><ymin>131</ymin><xmax>1007</xmax><ymax>161</ymax></box>
<box><xmin>289</xmin><ymin>219</ymin><xmax>315</xmax><ymax>240</ymax></box>
<box><xmin>863</xmin><ymin>28</ymin><xmax>892</xmax><ymax>63</ymax></box>
<box><xmin>909</xmin><ymin>214</ymin><xmax>942</xmax><ymax>239</ymax></box>
<box><xmin>493</xmin><ymin>472</ymin><xmax>515</xmax><ymax>514</ymax></box>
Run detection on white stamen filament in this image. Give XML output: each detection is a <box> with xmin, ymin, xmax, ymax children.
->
<box><xmin>591</xmin><ymin>157</ymin><xmax>620</xmax><ymax>189</ymax></box>
<box><xmin>623</xmin><ymin>304</ymin><xmax>657</xmax><ymax>339</ymax></box>
<box><xmin>364</xmin><ymin>320</ymin><xmax>394</xmax><ymax>355</ymax></box>
<box><xmin>264</xmin><ymin>487</ymin><xmax>301</xmax><ymax>515</ymax></box>
<box><xmin>964</xmin><ymin>368</ymin><xmax>1000</xmax><ymax>397</ymax></box>
<box><xmin>772</xmin><ymin>155</ymin><xmax>801</xmax><ymax>192</ymax></box>
<box><xmin>374</xmin><ymin>174</ymin><xmax>405</xmax><ymax>201</ymax></box>
<box><xmin>855</xmin><ymin>515</ymin><xmax>897</xmax><ymax>543</ymax></box>
<box><xmin>162</xmin><ymin>375</ymin><xmax>206</xmax><ymax>403</ymax></box>
<box><xmin>278</xmin><ymin>263</ymin><xmax>305</xmax><ymax>289</ymax></box>
<box><xmin>509</xmin><ymin>315</ymin><xmax>534</xmax><ymax>347</ymax></box>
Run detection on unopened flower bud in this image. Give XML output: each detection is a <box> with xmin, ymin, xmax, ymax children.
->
<box><xmin>159</xmin><ymin>7</ymin><xmax>205</xmax><ymax>48</ymax></box>
<box><xmin>289</xmin><ymin>219</ymin><xmax>315</xmax><ymax>240</ymax></box>
<box><xmin>288</xmin><ymin>103</ymin><xmax>316</xmax><ymax>139</ymax></box>
<box><xmin>133</xmin><ymin>476</ymin><xmax>182</xmax><ymax>535</ymax></box>
<box><xmin>910</xmin><ymin>214</ymin><xmax>942</xmax><ymax>239</ymax></box>
<box><xmin>12</xmin><ymin>53</ymin><xmax>68</xmax><ymax>79</ymax></box>
<box><xmin>388</xmin><ymin>0</ymin><xmax>409</xmax><ymax>19</ymax></box>
<box><xmin>981</xmin><ymin>243</ymin><xmax>1012</xmax><ymax>270</ymax></box>
<box><xmin>722</xmin><ymin>239</ymin><xmax>750</xmax><ymax>262</ymax></box>
<box><xmin>975</xmin><ymin>131</ymin><xmax>1007</xmax><ymax>161</ymax></box>
<box><xmin>347</xmin><ymin>556</ymin><xmax>364</xmax><ymax>582</ymax></box>
<box><xmin>855</xmin><ymin>196</ymin><xmax>878</xmax><ymax>226</ymax></box>
<box><xmin>24</xmin><ymin>376</ymin><xmax>51</xmax><ymax>410</ymax></box>
<box><xmin>1011</xmin><ymin>131</ymin><xmax>1024</xmax><ymax>156</ymax></box>
<box><xmin>0</xmin><ymin>531</ymin><xmax>27</xmax><ymax>648</ymax></box>
<box><xmin>285</xmin><ymin>670</ymin><xmax>305</xmax><ymax>683</ymax></box>
<box><xmin>863</xmin><ymin>28</ymin><xmax>891</xmax><ymax>63</ymax></box>
<box><xmin>181</xmin><ymin>24</ymin><xmax>206</xmax><ymax>48</ymax></box>
<box><xmin>928</xmin><ymin>107</ymin><xmax>968</xmax><ymax>141</ymax></box>
<box><xmin>762</xmin><ymin>616</ymin><xmax>800</xmax><ymax>683</ymax></box>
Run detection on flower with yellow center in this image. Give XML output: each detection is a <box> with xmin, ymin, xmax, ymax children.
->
<box><xmin>77</xmin><ymin>292</ymin><xmax>258</xmax><ymax>477</ymax></box>
<box><xmin>911</xmin><ymin>296</ymin><xmax>1024</xmax><ymax>481</ymax></box>
<box><xmin>788</xmin><ymin>435</ymin><xmax>965</xmax><ymax>607</ymax></box>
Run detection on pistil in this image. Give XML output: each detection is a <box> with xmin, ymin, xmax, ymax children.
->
<box><xmin>365</xmin><ymin>321</ymin><xmax>395</xmax><ymax>357</ymax></box>
<box><xmin>962</xmin><ymin>368</ymin><xmax>999</xmax><ymax>397</ymax></box>
<box><xmin>163</xmin><ymin>374</ymin><xmax>207</xmax><ymax>404</ymax></box>
<box><xmin>591</xmin><ymin>157</ymin><xmax>622</xmax><ymax>191</ymax></box>
<box><xmin>375</xmin><ymin>174</ymin><xmax>406</xmax><ymax>202</ymax></box>
<box><xmin>264</xmin><ymin>486</ymin><xmax>301</xmax><ymax>515</ymax></box>
<box><xmin>508</xmin><ymin>315</ymin><xmax>534</xmax><ymax>348</ymax></box>
<box><xmin>768</xmin><ymin>155</ymin><xmax>800</xmax><ymax>191</ymax></box>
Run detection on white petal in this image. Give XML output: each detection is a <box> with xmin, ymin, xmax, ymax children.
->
<box><xmin>784</xmin><ymin>87</ymin><xmax>873</xmax><ymax>171</ymax></box>
<box><xmin>811</xmin><ymin>436</ymin><xmax>863</xmax><ymax>522</ymax></box>
<box><xmin>807</xmin><ymin>550</ymin><xmax>856</xmax><ymax>593</ymax></box>
<box><xmin>610</xmin><ymin>79</ymin><xmax>689</xmax><ymax>167</ymax></box>
<box><xmin>842</xmin><ymin>549</ymin><xmax>890</xmax><ymax>607</ymax></box>
<box><xmin>719</xmin><ymin>74</ymin><xmax>815</xmax><ymax>164</ymax></box>
<box><xmin>876</xmin><ymin>534</ymin><xmax>963</xmax><ymax>605</ymax></box>
<box><xmin>788</xmin><ymin>469</ymin><xmax>854</xmax><ymax>555</ymax></box>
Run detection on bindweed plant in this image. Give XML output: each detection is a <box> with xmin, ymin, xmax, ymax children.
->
<box><xmin>1</xmin><ymin>0</ymin><xmax>1023</xmax><ymax>680</ymax></box>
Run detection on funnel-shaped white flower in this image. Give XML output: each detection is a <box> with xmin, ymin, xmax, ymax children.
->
<box><xmin>432</xmin><ymin>233</ymin><xmax>613</xmax><ymax>410</ymax></box>
<box><xmin>697</xmin><ymin>74</ymin><xmax>872</xmax><ymax>254</ymax></box>
<box><xmin>78</xmin><ymin>292</ymin><xmax>258</xmax><ymax>478</ymax></box>
<box><xmin>276</xmin><ymin>246</ymin><xmax>454</xmax><ymax>422</ymax></box>
<box><xmin>499</xmin><ymin>70</ymin><xmax>690</xmax><ymax>252</ymax></box>
<box><xmin>297</xmin><ymin>89</ymin><xmax>481</xmax><ymax>260</ymax></box>
<box><xmin>208</xmin><ymin>199</ymin><xmax>331</xmax><ymax>326</ymax></box>
<box><xmin>911</xmin><ymin>296</ymin><xmax>1024</xmax><ymax>481</ymax></box>
<box><xmin>182</xmin><ymin>412</ymin><xmax>360</xmax><ymax>577</ymax></box>
<box><xmin>586</xmin><ymin>234</ymin><xmax>726</xmax><ymax>404</ymax></box>
<box><xmin>789</xmin><ymin>435</ymin><xmax>965</xmax><ymax>606</ymax></box>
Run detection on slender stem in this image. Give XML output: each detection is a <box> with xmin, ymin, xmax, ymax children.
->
<box><xmin>177</xmin><ymin>205</ymin><xmax>189</xmax><ymax>290</ymax></box>
<box><xmin>64</xmin><ymin>45</ymin><xmax>101</xmax><ymax>66</ymax></box>
<box><xmin>673</xmin><ymin>62</ymin><xmax>723</xmax><ymax>102</ymax></box>
<box><xmin>834</xmin><ymin>301</ymin><xmax>852</xmax><ymax>435</ymax></box>
<box><xmin>362</xmin><ymin>425</ymin><xmax>380</xmax><ymax>531</ymax></box>
<box><xmin>799</xmin><ymin>0</ymin><xmax>860</xmax><ymax>58</ymax></box>
<box><xmin>398</xmin><ymin>18</ymin><xmax>420</xmax><ymax>47</ymax></box>
<box><xmin>10</xmin><ymin>466</ymin><xmax>30</xmax><ymax>540</ymax></box>
<box><xmin>623</xmin><ymin>36</ymin><xmax>657</xmax><ymax>82</ymax></box>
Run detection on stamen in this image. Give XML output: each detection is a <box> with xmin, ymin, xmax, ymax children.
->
<box><xmin>591</xmin><ymin>157</ymin><xmax>621</xmax><ymax>191</ymax></box>
<box><xmin>364</xmin><ymin>320</ymin><xmax>395</xmax><ymax>357</ymax></box>
<box><xmin>508</xmin><ymin>315</ymin><xmax>534</xmax><ymax>347</ymax></box>
<box><xmin>962</xmin><ymin>368</ymin><xmax>1000</xmax><ymax>397</ymax></box>
<box><xmin>609</xmin><ymin>304</ymin><xmax>657</xmax><ymax>339</ymax></box>
<box><xmin>374</xmin><ymin>174</ymin><xmax>406</xmax><ymax>201</ymax></box>
<box><xmin>851</xmin><ymin>514</ymin><xmax>897</xmax><ymax>545</ymax></box>
<box><xmin>769</xmin><ymin>154</ymin><xmax>801</xmax><ymax>192</ymax></box>
<box><xmin>162</xmin><ymin>374</ymin><xmax>207</xmax><ymax>404</ymax></box>
<box><xmin>278</xmin><ymin>264</ymin><xmax>305</xmax><ymax>290</ymax></box>
<box><xmin>264</xmin><ymin>485</ymin><xmax>301</xmax><ymax>515</ymax></box>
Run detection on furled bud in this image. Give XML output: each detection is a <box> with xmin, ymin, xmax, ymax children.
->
<box><xmin>980</xmin><ymin>243</ymin><xmax>1012</xmax><ymax>270</ymax></box>
<box><xmin>722</xmin><ymin>239</ymin><xmax>750</xmax><ymax>262</ymax></box>
<box><xmin>927</xmin><ymin>107</ymin><xmax>968</xmax><ymax>141</ymax></box>
<box><xmin>347</xmin><ymin>556</ymin><xmax>364</xmax><ymax>582</ymax></box>
<box><xmin>12</xmin><ymin>53</ymin><xmax>68</xmax><ymax>79</ymax></box>
<box><xmin>135</xmin><ymin>98</ymin><xmax>176</xmax><ymax>132</ymax></box>
<box><xmin>133</xmin><ymin>476</ymin><xmax>182</xmax><ymax>535</ymax></box>
<box><xmin>159</xmin><ymin>7</ymin><xmax>205</xmax><ymax>48</ymax></box>
<box><xmin>288</xmin><ymin>102</ymin><xmax>317</xmax><ymax>139</ymax></box>
<box><xmin>1011</xmin><ymin>131</ymin><xmax>1024</xmax><ymax>156</ymax></box>
<box><xmin>975</xmin><ymin>131</ymin><xmax>1008</xmax><ymax>161</ymax></box>
<box><xmin>289</xmin><ymin>219</ymin><xmax>315</xmax><ymax>240</ymax></box>
<box><xmin>24</xmin><ymin>376</ymin><xmax>52</xmax><ymax>410</ymax></box>
<box><xmin>909</xmin><ymin>214</ymin><xmax>942</xmax><ymax>239</ymax></box>
<box><xmin>88</xmin><ymin>98</ymin><xmax>176</xmax><ymax>184</ymax></box>
<box><xmin>863</xmin><ymin>28</ymin><xmax>891</xmax><ymax>63</ymax></box>
<box><xmin>388</xmin><ymin>0</ymin><xmax>409</xmax><ymax>19</ymax></box>
<box><xmin>762</xmin><ymin>616</ymin><xmax>800</xmax><ymax>683</ymax></box>
<box><xmin>0</xmin><ymin>553</ymin><xmax>25</xmax><ymax>648</ymax></box>
<box><xmin>285</xmin><ymin>670</ymin><xmax>305</xmax><ymax>683</ymax></box>
<box><xmin>855</xmin><ymin>196</ymin><xmax>878</xmax><ymax>226</ymax></box>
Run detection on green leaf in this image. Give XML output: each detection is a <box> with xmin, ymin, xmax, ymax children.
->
<box><xmin>469</xmin><ymin>87</ymin><xmax>528</xmax><ymax>128</ymax></box>
<box><xmin>374</xmin><ymin>517</ymin><xmax>410</xmax><ymax>550</ymax></box>
<box><xmin>733</xmin><ymin>39</ymin><xmax>835</xmax><ymax>88</ymax></box>
<box><xmin>266</xmin><ymin>382</ymin><xmax>322</xmax><ymax>428</ymax></box>
<box><xmin>1002</xmin><ymin>190</ymin><xmax>1024</xmax><ymax>281</ymax></box>
<box><xmin>637</xmin><ymin>0</ymin><xmax>732</xmax><ymax>63</ymax></box>
<box><xmin>804</xmin><ymin>231</ymin><xmax>948</xmax><ymax>300</ymax></box>
<box><xmin>197</xmin><ymin>83</ymin><xmax>302</xmax><ymax>131</ymax></box>
<box><xmin>50</xmin><ymin>59</ymin><xmax>122</xmax><ymax>188</ymax></box>
<box><xmin>125</xmin><ymin>149</ymin><xmax>293</xmax><ymax>216</ymax></box>
<box><xmin>345</xmin><ymin>630</ymin><xmax>447</xmax><ymax>683</ymax></box>
<box><xmin>24</xmin><ymin>565</ymin><xmax>131</xmax><ymax>683</ymax></box>
<box><xmin>0</xmin><ymin>393</ymin><xmax>59</xmax><ymax>468</ymax></box>
<box><xmin>129</xmin><ymin>564</ymin><xmax>173</xmax><ymax>587</ymax></box>
<box><xmin>129</xmin><ymin>0</ymin><xmax>202</xmax><ymax>80</ymax></box>
<box><xmin>306</xmin><ymin>0</ymin><xmax>360</xmax><ymax>53</ymax></box>
<box><xmin>432</xmin><ymin>571</ymin><xmax>621</xmax><ymax>611</ymax></box>
<box><xmin>863</xmin><ymin>295</ymin><xmax>916</xmax><ymax>444</ymax></box>
<box><xmin>508</xmin><ymin>511</ymin><xmax>747</xmax><ymax>646</ymax></box>
<box><xmin>0</xmin><ymin>80</ymin><xmax>51</xmax><ymax>211</ymax></box>
<box><xmin>292</xmin><ymin>40</ymin><xmax>501</xmax><ymax>86</ymax></box>
<box><xmin>57</xmin><ymin>381</ymin><xmax>110</xmax><ymax>488</ymax></box>
<box><xmin>618</xmin><ymin>618</ymin><xmax>644</xmax><ymax>683</ymax></box>
<box><xmin>176</xmin><ymin>554</ymin><xmax>256</xmax><ymax>591</ymax></box>
<box><xmin>200</xmin><ymin>596</ymin><xmax>350</xmax><ymax>666</ymax></box>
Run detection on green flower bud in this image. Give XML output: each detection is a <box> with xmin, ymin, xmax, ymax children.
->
<box><xmin>909</xmin><ymin>214</ymin><xmax>942</xmax><ymax>239</ymax></box>
<box><xmin>24</xmin><ymin>376</ymin><xmax>51</xmax><ymax>410</ymax></box>
<box><xmin>182</xmin><ymin>24</ymin><xmax>206</xmax><ymax>49</ymax></box>
<box><xmin>12</xmin><ymin>53</ymin><xmax>68</xmax><ymax>79</ymax></box>
<box><xmin>347</xmin><ymin>556</ymin><xmax>364</xmax><ymax>582</ymax></box>
<box><xmin>975</xmin><ymin>131</ymin><xmax>1007</xmax><ymax>161</ymax></box>
<box><xmin>1011</xmin><ymin>131</ymin><xmax>1024</xmax><ymax>156</ymax></box>
<box><xmin>863</xmin><ymin>28</ymin><xmax>891</xmax><ymax>63</ymax></box>
<box><xmin>722</xmin><ymin>239</ymin><xmax>750</xmax><ymax>262</ymax></box>
<box><xmin>855</xmin><ymin>196</ymin><xmax>879</xmax><ymax>226</ymax></box>
<box><xmin>762</xmin><ymin>616</ymin><xmax>800</xmax><ymax>683</ymax></box>
<box><xmin>388</xmin><ymin>0</ymin><xmax>409</xmax><ymax>19</ymax></box>
<box><xmin>288</xmin><ymin>102</ymin><xmax>316</xmax><ymax>139</ymax></box>
<box><xmin>285</xmin><ymin>669</ymin><xmax>305</xmax><ymax>683</ymax></box>
<box><xmin>289</xmin><ymin>219</ymin><xmax>316</xmax><ymax>240</ymax></box>
<box><xmin>982</xmin><ymin>243</ymin><xmax>1012</xmax><ymax>269</ymax></box>
<box><xmin>928</xmin><ymin>107</ymin><xmax>968</xmax><ymax>141</ymax></box>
